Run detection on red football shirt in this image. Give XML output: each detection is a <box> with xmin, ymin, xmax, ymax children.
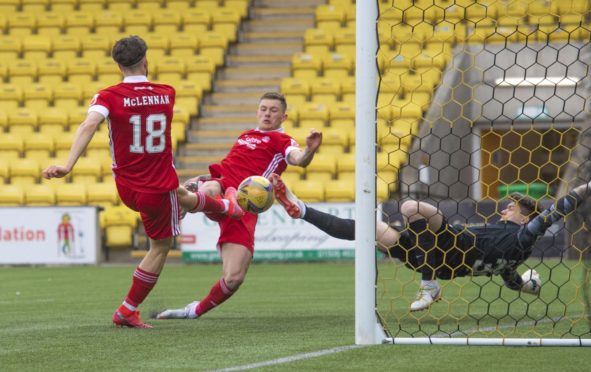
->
<box><xmin>88</xmin><ymin>76</ymin><xmax>179</xmax><ymax>193</ymax></box>
<box><xmin>209</xmin><ymin>128</ymin><xmax>300</xmax><ymax>188</ymax></box>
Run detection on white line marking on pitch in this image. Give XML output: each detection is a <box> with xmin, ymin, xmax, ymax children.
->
<box><xmin>210</xmin><ymin>345</ymin><xmax>364</xmax><ymax>372</ymax></box>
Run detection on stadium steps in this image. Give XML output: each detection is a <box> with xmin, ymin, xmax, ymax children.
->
<box><xmin>176</xmin><ymin>0</ymin><xmax>319</xmax><ymax>183</ymax></box>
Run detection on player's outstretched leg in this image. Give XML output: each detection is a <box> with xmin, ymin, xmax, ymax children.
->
<box><xmin>268</xmin><ymin>173</ymin><xmax>305</xmax><ymax>218</ymax></box>
<box><xmin>410</xmin><ymin>281</ymin><xmax>442</xmax><ymax>312</ymax></box>
<box><xmin>156</xmin><ymin>301</ymin><xmax>200</xmax><ymax>320</ymax></box>
<box><xmin>112</xmin><ymin>309</ymin><xmax>153</xmax><ymax>328</ymax></box>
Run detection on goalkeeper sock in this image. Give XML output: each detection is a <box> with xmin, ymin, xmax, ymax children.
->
<box><xmin>189</xmin><ymin>191</ymin><xmax>226</xmax><ymax>213</ymax></box>
<box><xmin>408</xmin><ymin>219</ymin><xmax>437</xmax><ymax>280</ymax></box>
<box><xmin>195</xmin><ymin>278</ymin><xmax>235</xmax><ymax>316</ymax></box>
<box><xmin>303</xmin><ymin>207</ymin><xmax>355</xmax><ymax>240</ymax></box>
<box><xmin>120</xmin><ymin>267</ymin><xmax>159</xmax><ymax>311</ymax></box>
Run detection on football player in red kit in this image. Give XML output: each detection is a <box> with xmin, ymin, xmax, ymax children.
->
<box><xmin>42</xmin><ymin>36</ymin><xmax>243</xmax><ymax>328</ymax></box>
<box><xmin>157</xmin><ymin>92</ymin><xmax>322</xmax><ymax>320</ymax></box>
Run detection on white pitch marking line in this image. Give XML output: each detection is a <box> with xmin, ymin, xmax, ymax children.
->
<box><xmin>210</xmin><ymin>345</ymin><xmax>364</xmax><ymax>372</ymax></box>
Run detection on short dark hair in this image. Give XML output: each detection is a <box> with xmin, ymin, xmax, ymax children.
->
<box><xmin>260</xmin><ymin>92</ymin><xmax>287</xmax><ymax>112</ymax></box>
<box><xmin>509</xmin><ymin>192</ymin><xmax>540</xmax><ymax>219</ymax></box>
<box><xmin>112</xmin><ymin>36</ymin><xmax>148</xmax><ymax>68</ymax></box>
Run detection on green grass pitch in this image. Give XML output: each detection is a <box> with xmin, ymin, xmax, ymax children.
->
<box><xmin>1</xmin><ymin>262</ymin><xmax>590</xmax><ymax>371</ymax></box>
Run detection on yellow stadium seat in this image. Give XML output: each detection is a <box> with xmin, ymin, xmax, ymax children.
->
<box><xmin>182</xmin><ymin>8</ymin><xmax>210</xmax><ymax>34</ymax></box>
<box><xmin>65</xmin><ymin>11</ymin><xmax>94</xmax><ymax>36</ymax></box>
<box><xmin>168</xmin><ymin>33</ymin><xmax>199</xmax><ymax>59</ymax></box>
<box><xmin>24</xmin><ymin>184</ymin><xmax>56</xmax><ymax>206</ymax></box>
<box><xmin>67</xmin><ymin>58</ymin><xmax>96</xmax><ymax>85</ymax></box>
<box><xmin>86</xmin><ymin>132</ymin><xmax>110</xmax><ymax>156</ymax></box>
<box><xmin>225</xmin><ymin>0</ymin><xmax>248</xmax><ymax>17</ymax></box>
<box><xmin>68</xmin><ymin>106</ymin><xmax>90</xmax><ymax>127</ymax></box>
<box><xmin>195</xmin><ymin>0</ymin><xmax>219</xmax><ymax>10</ymax></box>
<box><xmin>167</xmin><ymin>0</ymin><xmax>191</xmax><ymax>11</ymax></box>
<box><xmin>53</xmin><ymin>129</ymin><xmax>76</xmax><ymax>158</ymax></box>
<box><xmin>24</xmin><ymin>83</ymin><xmax>53</xmax><ymax>113</ymax></box>
<box><xmin>329</xmin><ymin>102</ymin><xmax>354</xmax><ymax>129</ymax></box>
<box><xmin>156</xmin><ymin>56</ymin><xmax>186</xmax><ymax>81</ymax></box>
<box><xmin>39</xmin><ymin>108</ymin><xmax>70</xmax><ymax>135</ymax></box>
<box><xmin>305</xmin><ymin>153</ymin><xmax>337</xmax><ymax>178</ymax></box>
<box><xmin>173</xmin><ymin>105</ymin><xmax>190</xmax><ymax>124</ymax></box>
<box><xmin>136</xmin><ymin>0</ymin><xmax>161</xmax><ymax>11</ymax></box>
<box><xmin>0</xmin><ymin>110</ymin><xmax>6</xmax><ymax>131</ymax></box>
<box><xmin>123</xmin><ymin>9</ymin><xmax>152</xmax><ymax>34</ymax></box>
<box><xmin>321</xmin><ymin>127</ymin><xmax>348</xmax><ymax>151</ymax></box>
<box><xmin>0</xmin><ymin>60</ymin><xmax>6</xmax><ymax>81</ymax></box>
<box><xmin>0</xmin><ymin>157</ymin><xmax>8</xmax><ymax>183</ymax></box>
<box><xmin>0</xmin><ymin>83</ymin><xmax>23</xmax><ymax>110</ymax></box>
<box><xmin>281</xmin><ymin>77</ymin><xmax>310</xmax><ymax>106</ymax></box>
<box><xmin>278</xmin><ymin>171</ymin><xmax>301</xmax><ymax>188</ymax></box>
<box><xmin>325</xmin><ymin>179</ymin><xmax>355</xmax><ymax>202</ymax></box>
<box><xmin>22</xmin><ymin>35</ymin><xmax>51</xmax><ymax>61</ymax></box>
<box><xmin>70</xmin><ymin>157</ymin><xmax>102</xmax><ymax>184</ymax></box>
<box><xmin>24</xmin><ymin>132</ymin><xmax>55</xmax><ymax>159</ymax></box>
<box><xmin>198</xmin><ymin>32</ymin><xmax>228</xmax><ymax>67</ymax></box>
<box><xmin>95</xmin><ymin>56</ymin><xmax>120</xmax><ymax>84</ymax></box>
<box><xmin>306</xmin><ymin>171</ymin><xmax>333</xmax><ymax>183</ymax></box>
<box><xmin>0</xmin><ymin>132</ymin><xmax>23</xmax><ymax>159</ymax></box>
<box><xmin>316</xmin><ymin>4</ymin><xmax>346</xmax><ymax>32</ymax></box>
<box><xmin>22</xmin><ymin>0</ymin><xmax>49</xmax><ymax>12</ymax></box>
<box><xmin>298</xmin><ymin>102</ymin><xmax>329</xmax><ymax>127</ymax></box>
<box><xmin>212</xmin><ymin>8</ymin><xmax>240</xmax><ymax>42</ymax></box>
<box><xmin>99</xmin><ymin>154</ymin><xmax>113</xmax><ymax>178</ymax></box>
<box><xmin>54</xmin><ymin>83</ymin><xmax>83</xmax><ymax>111</ymax></box>
<box><xmin>292</xmin><ymin>179</ymin><xmax>325</xmax><ymax>202</ymax></box>
<box><xmin>36</xmin><ymin>12</ymin><xmax>65</xmax><ymax>37</ymax></box>
<box><xmin>9</xmin><ymin>60</ymin><xmax>37</xmax><ymax>86</ymax></box>
<box><xmin>336</xmin><ymin>152</ymin><xmax>355</xmax><ymax>174</ymax></box>
<box><xmin>0</xmin><ymin>184</ymin><xmax>25</xmax><ymax>206</ymax></box>
<box><xmin>0</xmin><ymin>0</ymin><xmax>18</xmax><ymax>14</ymax></box>
<box><xmin>310</xmin><ymin>78</ymin><xmax>341</xmax><ymax>104</ymax></box>
<box><xmin>38</xmin><ymin>59</ymin><xmax>67</xmax><ymax>85</ymax></box>
<box><xmin>9</xmin><ymin>158</ymin><xmax>40</xmax><ymax>185</ymax></box>
<box><xmin>107</xmin><ymin>0</ymin><xmax>133</xmax><ymax>12</ymax></box>
<box><xmin>8</xmin><ymin>108</ymin><xmax>38</xmax><ymax>135</ymax></box>
<box><xmin>78</xmin><ymin>0</ymin><xmax>105</xmax><ymax>12</ymax></box>
<box><xmin>152</xmin><ymin>9</ymin><xmax>182</xmax><ymax>35</ymax></box>
<box><xmin>51</xmin><ymin>0</ymin><xmax>77</xmax><ymax>12</ymax></box>
<box><xmin>81</xmin><ymin>34</ymin><xmax>110</xmax><ymax>59</ymax></box>
<box><xmin>143</xmin><ymin>33</ymin><xmax>169</xmax><ymax>62</ymax></box>
<box><xmin>0</xmin><ymin>35</ymin><xmax>21</xmax><ymax>62</ymax></box>
<box><xmin>185</xmin><ymin>55</ymin><xmax>215</xmax><ymax>91</ymax></box>
<box><xmin>174</xmin><ymin>80</ymin><xmax>203</xmax><ymax>116</ymax></box>
<box><xmin>52</xmin><ymin>35</ymin><xmax>81</xmax><ymax>60</ymax></box>
<box><xmin>334</xmin><ymin>26</ymin><xmax>355</xmax><ymax>58</ymax></box>
<box><xmin>291</xmin><ymin>52</ymin><xmax>322</xmax><ymax>80</ymax></box>
<box><xmin>55</xmin><ymin>183</ymin><xmax>87</xmax><ymax>205</ymax></box>
<box><xmin>8</xmin><ymin>13</ymin><xmax>35</xmax><ymax>37</ymax></box>
<box><xmin>322</xmin><ymin>52</ymin><xmax>353</xmax><ymax>79</ymax></box>
<box><xmin>101</xmin><ymin>205</ymin><xmax>138</xmax><ymax>248</ymax></box>
<box><xmin>94</xmin><ymin>10</ymin><xmax>123</xmax><ymax>36</ymax></box>
<box><xmin>304</xmin><ymin>28</ymin><xmax>334</xmax><ymax>56</ymax></box>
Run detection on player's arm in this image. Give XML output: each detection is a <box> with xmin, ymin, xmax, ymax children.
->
<box><xmin>517</xmin><ymin>182</ymin><xmax>588</xmax><ymax>246</ymax></box>
<box><xmin>287</xmin><ymin>128</ymin><xmax>322</xmax><ymax>167</ymax></box>
<box><xmin>42</xmin><ymin>111</ymin><xmax>104</xmax><ymax>179</ymax></box>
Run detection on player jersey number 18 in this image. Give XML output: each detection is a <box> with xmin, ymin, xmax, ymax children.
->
<box><xmin>129</xmin><ymin>113</ymin><xmax>167</xmax><ymax>154</ymax></box>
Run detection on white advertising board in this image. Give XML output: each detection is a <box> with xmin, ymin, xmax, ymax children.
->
<box><xmin>181</xmin><ymin>203</ymin><xmax>356</xmax><ymax>262</ymax></box>
<box><xmin>0</xmin><ymin>207</ymin><xmax>99</xmax><ymax>265</ymax></box>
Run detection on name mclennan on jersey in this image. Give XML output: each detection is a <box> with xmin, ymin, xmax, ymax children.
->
<box><xmin>123</xmin><ymin>95</ymin><xmax>171</xmax><ymax>107</ymax></box>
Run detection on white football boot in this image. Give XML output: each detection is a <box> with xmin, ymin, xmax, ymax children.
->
<box><xmin>410</xmin><ymin>282</ymin><xmax>442</xmax><ymax>312</ymax></box>
<box><xmin>156</xmin><ymin>301</ymin><xmax>199</xmax><ymax>319</ymax></box>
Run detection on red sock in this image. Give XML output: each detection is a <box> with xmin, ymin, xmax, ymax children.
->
<box><xmin>119</xmin><ymin>267</ymin><xmax>159</xmax><ymax>314</ymax></box>
<box><xmin>195</xmin><ymin>278</ymin><xmax>235</xmax><ymax>316</ymax></box>
<box><xmin>189</xmin><ymin>191</ymin><xmax>225</xmax><ymax>213</ymax></box>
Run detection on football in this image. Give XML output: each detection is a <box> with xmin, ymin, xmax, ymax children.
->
<box><xmin>236</xmin><ymin>176</ymin><xmax>275</xmax><ymax>214</ymax></box>
<box><xmin>521</xmin><ymin>269</ymin><xmax>542</xmax><ymax>295</ymax></box>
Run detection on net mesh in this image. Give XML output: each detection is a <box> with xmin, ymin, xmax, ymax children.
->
<box><xmin>376</xmin><ymin>0</ymin><xmax>591</xmax><ymax>340</ymax></box>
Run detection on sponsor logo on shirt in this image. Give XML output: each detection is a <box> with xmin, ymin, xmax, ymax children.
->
<box><xmin>123</xmin><ymin>95</ymin><xmax>171</xmax><ymax>107</ymax></box>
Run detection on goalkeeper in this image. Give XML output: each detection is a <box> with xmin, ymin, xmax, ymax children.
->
<box><xmin>270</xmin><ymin>174</ymin><xmax>591</xmax><ymax>312</ymax></box>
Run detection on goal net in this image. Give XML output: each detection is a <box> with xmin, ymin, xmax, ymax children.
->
<box><xmin>359</xmin><ymin>0</ymin><xmax>591</xmax><ymax>345</ymax></box>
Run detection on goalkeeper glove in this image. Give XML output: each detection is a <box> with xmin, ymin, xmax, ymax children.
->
<box><xmin>521</xmin><ymin>269</ymin><xmax>542</xmax><ymax>295</ymax></box>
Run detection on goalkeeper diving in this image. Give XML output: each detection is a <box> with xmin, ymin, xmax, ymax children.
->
<box><xmin>270</xmin><ymin>174</ymin><xmax>591</xmax><ymax>312</ymax></box>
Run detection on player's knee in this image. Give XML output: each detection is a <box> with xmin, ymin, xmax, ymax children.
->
<box><xmin>224</xmin><ymin>273</ymin><xmax>246</xmax><ymax>291</ymax></box>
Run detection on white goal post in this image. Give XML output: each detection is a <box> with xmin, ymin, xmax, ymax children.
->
<box><xmin>354</xmin><ymin>1</ymin><xmax>591</xmax><ymax>347</ymax></box>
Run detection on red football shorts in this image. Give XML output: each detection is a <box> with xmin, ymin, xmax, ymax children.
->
<box><xmin>216</xmin><ymin>212</ymin><xmax>258</xmax><ymax>254</ymax></box>
<box><xmin>116</xmin><ymin>183</ymin><xmax>181</xmax><ymax>240</ymax></box>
